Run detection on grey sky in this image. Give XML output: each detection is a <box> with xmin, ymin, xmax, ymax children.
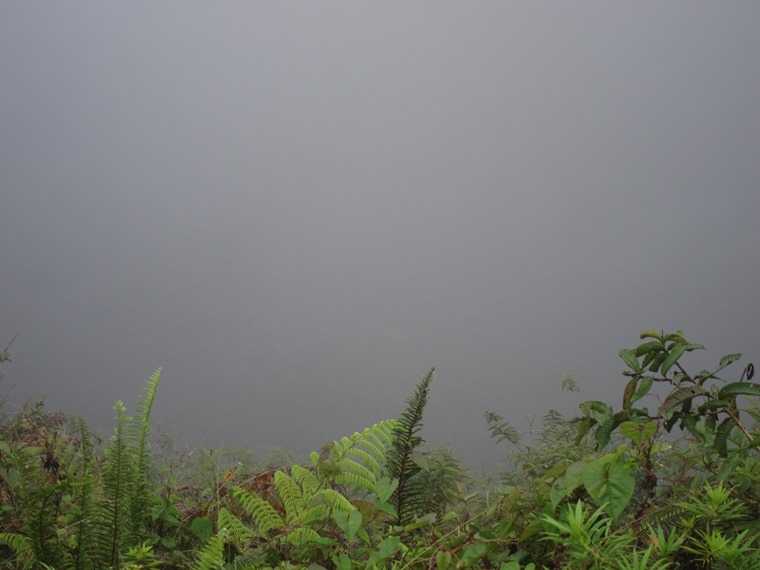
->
<box><xmin>2</xmin><ymin>2</ymin><xmax>759</xmax><ymax>468</ymax></box>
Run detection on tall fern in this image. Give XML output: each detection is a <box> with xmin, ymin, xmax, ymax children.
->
<box><xmin>386</xmin><ymin>367</ymin><xmax>435</xmax><ymax>525</ymax></box>
<box><xmin>91</xmin><ymin>368</ymin><xmax>162</xmax><ymax>569</ymax></box>
<box><xmin>127</xmin><ymin>368</ymin><xmax>161</xmax><ymax>539</ymax></box>
<box><xmin>69</xmin><ymin>414</ymin><xmax>97</xmax><ymax>570</ymax></box>
<box><xmin>93</xmin><ymin>400</ymin><xmax>136</xmax><ymax>569</ymax></box>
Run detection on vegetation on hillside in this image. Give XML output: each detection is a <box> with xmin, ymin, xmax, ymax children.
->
<box><xmin>1</xmin><ymin>330</ymin><xmax>759</xmax><ymax>569</ymax></box>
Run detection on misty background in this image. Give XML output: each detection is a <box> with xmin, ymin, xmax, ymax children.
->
<box><xmin>1</xmin><ymin>2</ymin><xmax>759</xmax><ymax>471</ymax></box>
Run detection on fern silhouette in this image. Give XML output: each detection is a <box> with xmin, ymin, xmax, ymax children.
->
<box><xmin>386</xmin><ymin>367</ymin><xmax>435</xmax><ymax>526</ymax></box>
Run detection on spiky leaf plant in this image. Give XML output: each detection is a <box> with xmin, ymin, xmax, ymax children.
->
<box><xmin>386</xmin><ymin>367</ymin><xmax>435</xmax><ymax>525</ymax></box>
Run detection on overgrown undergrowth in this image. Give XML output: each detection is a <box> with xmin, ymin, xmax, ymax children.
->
<box><xmin>1</xmin><ymin>330</ymin><xmax>759</xmax><ymax>569</ymax></box>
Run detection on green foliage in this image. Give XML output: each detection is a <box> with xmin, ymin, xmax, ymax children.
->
<box><xmin>4</xmin><ymin>328</ymin><xmax>760</xmax><ymax>569</ymax></box>
<box><xmin>386</xmin><ymin>367</ymin><xmax>435</xmax><ymax>525</ymax></box>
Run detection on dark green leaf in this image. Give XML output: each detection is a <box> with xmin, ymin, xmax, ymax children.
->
<box><xmin>574</xmin><ymin>417</ymin><xmax>593</xmax><ymax>445</ymax></box>
<box><xmin>719</xmin><ymin>353</ymin><xmax>742</xmax><ymax>369</ymax></box>
<box><xmin>648</xmin><ymin>352</ymin><xmax>667</xmax><ymax>373</ymax></box>
<box><xmin>659</xmin><ymin>386</ymin><xmax>705</xmax><ymax>415</ymax></box>
<box><xmin>374</xmin><ymin>536</ymin><xmax>401</xmax><ymax>559</ymax></box>
<box><xmin>595</xmin><ymin>414</ymin><xmax>617</xmax><ymax>450</ymax></box>
<box><xmin>714</xmin><ymin>418</ymin><xmax>734</xmax><ymax>457</ymax></box>
<box><xmin>618</xmin><ymin>420</ymin><xmax>658</xmax><ymax>445</ymax></box>
<box><xmin>333</xmin><ymin>509</ymin><xmax>362</xmax><ymax>541</ymax></box>
<box><xmin>619</xmin><ymin>349</ymin><xmax>640</xmax><ymax>372</ymax></box>
<box><xmin>622</xmin><ymin>378</ymin><xmax>637</xmax><ymax>410</ymax></box>
<box><xmin>635</xmin><ymin>341</ymin><xmax>663</xmax><ymax>357</ymax></box>
<box><xmin>631</xmin><ymin>376</ymin><xmax>654</xmax><ymax>405</ymax></box>
<box><xmin>458</xmin><ymin>542</ymin><xmax>488</xmax><ymax>567</ymax></box>
<box><xmin>661</xmin><ymin>344</ymin><xmax>687</xmax><ymax>376</ymax></box>
<box><xmin>681</xmin><ymin>414</ymin><xmax>703</xmax><ymax>443</ymax></box>
<box><xmin>718</xmin><ymin>382</ymin><xmax>760</xmax><ymax>399</ymax></box>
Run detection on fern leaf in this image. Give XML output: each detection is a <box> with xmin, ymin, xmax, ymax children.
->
<box><xmin>191</xmin><ymin>528</ymin><xmax>227</xmax><ymax>570</ymax></box>
<box><xmin>387</xmin><ymin>367</ymin><xmax>435</xmax><ymax>525</ymax></box>
<box><xmin>273</xmin><ymin>470</ymin><xmax>304</xmax><ymax>523</ymax></box>
<box><xmin>0</xmin><ymin>532</ymin><xmax>37</xmax><ymax>570</ymax></box>
<box><xmin>291</xmin><ymin>505</ymin><xmax>330</xmax><ymax>527</ymax></box>
<box><xmin>344</xmin><ymin>447</ymin><xmax>382</xmax><ymax>475</ymax></box>
<box><xmin>291</xmin><ymin>465</ymin><xmax>321</xmax><ymax>504</ymax></box>
<box><xmin>92</xmin><ymin>400</ymin><xmax>136</xmax><ymax>569</ymax></box>
<box><xmin>230</xmin><ymin>486</ymin><xmax>285</xmax><ymax>534</ymax></box>
<box><xmin>217</xmin><ymin>507</ymin><xmax>253</xmax><ymax>549</ymax></box>
<box><xmin>283</xmin><ymin>527</ymin><xmax>322</xmax><ymax>546</ymax></box>
<box><xmin>313</xmin><ymin>488</ymin><xmax>355</xmax><ymax>513</ymax></box>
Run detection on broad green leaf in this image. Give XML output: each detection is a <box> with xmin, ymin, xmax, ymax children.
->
<box><xmin>574</xmin><ymin>417</ymin><xmax>592</xmax><ymax>445</ymax></box>
<box><xmin>714</xmin><ymin>418</ymin><xmax>734</xmax><ymax>457</ymax></box>
<box><xmin>565</xmin><ymin>461</ymin><xmax>586</xmax><ymax>492</ymax></box>
<box><xmin>618</xmin><ymin>420</ymin><xmax>657</xmax><ymax>445</ymax></box>
<box><xmin>595</xmin><ymin>414</ymin><xmax>617</xmax><ymax>450</ymax></box>
<box><xmin>618</xmin><ymin>421</ymin><xmax>641</xmax><ymax>444</ymax></box>
<box><xmin>436</xmin><ymin>551</ymin><xmax>453</xmax><ymax>570</ymax></box>
<box><xmin>631</xmin><ymin>376</ymin><xmax>654</xmax><ymax>404</ymax></box>
<box><xmin>543</xmin><ymin>458</ymin><xmax>572</xmax><ymax>479</ymax></box>
<box><xmin>375</xmin><ymin>476</ymin><xmax>398</xmax><ymax>503</ymax></box>
<box><xmin>635</xmin><ymin>341</ymin><xmax>663</xmax><ymax>357</ymax></box>
<box><xmin>373</xmin><ymin>536</ymin><xmax>401</xmax><ymax>559</ymax></box>
<box><xmin>659</xmin><ymin>386</ymin><xmax>705</xmax><ymax>415</ymax></box>
<box><xmin>640</xmin><ymin>330</ymin><xmax>662</xmax><ymax>341</ymax></box>
<box><xmin>681</xmin><ymin>414</ymin><xmax>703</xmax><ymax>443</ymax></box>
<box><xmin>332</xmin><ymin>554</ymin><xmax>352</xmax><ymax>570</ymax></box>
<box><xmin>619</xmin><ymin>348</ymin><xmax>640</xmax><ymax>371</ymax></box>
<box><xmin>459</xmin><ymin>542</ymin><xmax>488</xmax><ymax>567</ymax></box>
<box><xmin>660</xmin><ymin>344</ymin><xmax>687</xmax><ymax>376</ymax></box>
<box><xmin>333</xmin><ymin>509</ymin><xmax>362</xmax><ymax>541</ymax></box>
<box><xmin>550</xmin><ymin>476</ymin><xmax>567</xmax><ymax>509</ymax></box>
<box><xmin>190</xmin><ymin>516</ymin><xmax>213</xmax><ymax>542</ymax></box>
<box><xmin>582</xmin><ymin>458</ymin><xmax>635</xmax><ymax>519</ymax></box>
<box><xmin>622</xmin><ymin>378</ymin><xmax>637</xmax><ymax>410</ymax></box>
<box><xmin>719</xmin><ymin>353</ymin><xmax>742</xmax><ymax>369</ymax></box>
<box><xmin>718</xmin><ymin>382</ymin><xmax>760</xmax><ymax>399</ymax></box>
<box><xmin>648</xmin><ymin>352</ymin><xmax>667</xmax><ymax>373</ymax></box>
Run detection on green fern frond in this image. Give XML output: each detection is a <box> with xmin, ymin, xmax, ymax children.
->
<box><xmin>322</xmin><ymin>420</ymin><xmax>397</xmax><ymax>494</ymax></box>
<box><xmin>637</xmin><ymin>503</ymin><xmax>692</xmax><ymax>540</ymax></box>
<box><xmin>273</xmin><ymin>470</ymin><xmax>304</xmax><ymax>523</ymax></box>
<box><xmin>70</xmin><ymin>414</ymin><xmax>97</xmax><ymax>570</ymax></box>
<box><xmin>387</xmin><ymin>367</ymin><xmax>435</xmax><ymax>525</ymax></box>
<box><xmin>290</xmin><ymin>505</ymin><xmax>330</xmax><ymax>527</ymax></box>
<box><xmin>127</xmin><ymin>368</ymin><xmax>161</xmax><ymax>538</ymax></box>
<box><xmin>93</xmin><ymin>400</ymin><xmax>137</xmax><ymax>570</ymax></box>
<box><xmin>283</xmin><ymin>527</ymin><xmax>322</xmax><ymax>546</ymax></box>
<box><xmin>0</xmin><ymin>532</ymin><xmax>37</xmax><ymax>570</ymax></box>
<box><xmin>313</xmin><ymin>488</ymin><xmax>355</xmax><ymax>513</ymax></box>
<box><xmin>336</xmin><ymin>458</ymin><xmax>376</xmax><ymax>491</ymax></box>
<box><xmin>230</xmin><ymin>486</ymin><xmax>285</xmax><ymax>534</ymax></box>
<box><xmin>343</xmin><ymin>447</ymin><xmax>382</xmax><ymax>475</ymax></box>
<box><xmin>217</xmin><ymin>507</ymin><xmax>253</xmax><ymax>550</ymax></box>
<box><xmin>291</xmin><ymin>465</ymin><xmax>320</xmax><ymax>504</ymax></box>
<box><xmin>191</xmin><ymin>528</ymin><xmax>227</xmax><ymax>570</ymax></box>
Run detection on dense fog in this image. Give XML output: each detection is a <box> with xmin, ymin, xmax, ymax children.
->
<box><xmin>2</xmin><ymin>2</ymin><xmax>759</xmax><ymax>470</ymax></box>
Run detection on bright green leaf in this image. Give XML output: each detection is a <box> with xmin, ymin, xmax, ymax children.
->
<box><xmin>583</xmin><ymin>458</ymin><xmax>635</xmax><ymax>519</ymax></box>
